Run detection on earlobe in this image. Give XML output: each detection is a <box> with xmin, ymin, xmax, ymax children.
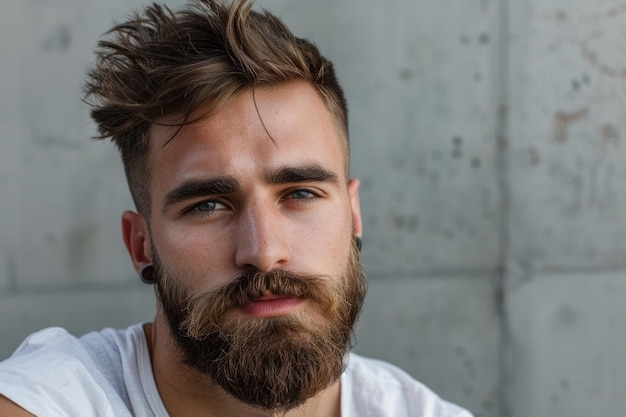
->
<box><xmin>121</xmin><ymin>210</ymin><xmax>153</xmax><ymax>274</ymax></box>
<box><xmin>348</xmin><ymin>178</ymin><xmax>363</xmax><ymax>237</ymax></box>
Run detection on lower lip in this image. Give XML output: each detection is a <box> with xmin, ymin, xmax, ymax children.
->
<box><xmin>240</xmin><ymin>297</ymin><xmax>305</xmax><ymax>318</ymax></box>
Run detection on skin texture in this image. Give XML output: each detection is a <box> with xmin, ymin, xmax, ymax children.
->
<box><xmin>122</xmin><ymin>81</ymin><xmax>362</xmax><ymax>417</ymax></box>
<box><xmin>0</xmin><ymin>396</ymin><xmax>35</xmax><ymax>417</ymax></box>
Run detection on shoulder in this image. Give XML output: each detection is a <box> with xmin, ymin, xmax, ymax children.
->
<box><xmin>0</xmin><ymin>325</ymin><xmax>146</xmax><ymax>417</ymax></box>
<box><xmin>343</xmin><ymin>353</ymin><xmax>474</xmax><ymax>417</ymax></box>
<box><xmin>1</xmin><ymin>324</ymin><xmax>144</xmax><ymax>370</ymax></box>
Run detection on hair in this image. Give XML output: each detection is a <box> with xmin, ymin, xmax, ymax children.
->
<box><xmin>84</xmin><ymin>0</ymin><xmax>349</xmax><ymax>217</ymax></box>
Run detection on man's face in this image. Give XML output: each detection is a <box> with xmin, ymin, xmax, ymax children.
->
<box><xmin>143</xmin><ymin>81</ymin><xmax>364</xmax><ymax>411</ymax></box>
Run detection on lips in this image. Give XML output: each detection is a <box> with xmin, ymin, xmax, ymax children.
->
<box><xmin>240</xmin><ymin>291</ymin><xmax>305</xmax><ymax>317</ymax></box>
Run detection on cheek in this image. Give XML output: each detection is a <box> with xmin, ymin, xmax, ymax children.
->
<box><xmin>294</xmin><ymin>209</ymin><xmax>353</xmax><ymax>272</ymax></box>
<box><xmin>151</xmin><ymin>224</ymin><xmax>235</xmax><ymax>287</ymax></box>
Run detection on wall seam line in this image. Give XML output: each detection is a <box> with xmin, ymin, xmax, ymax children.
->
<box><xmin>495</xmin><ymin>0</ymin><xmax>512</xmax><ymax>414</ymax></box>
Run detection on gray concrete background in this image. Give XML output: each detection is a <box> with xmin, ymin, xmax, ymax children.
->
<box><xmin>1</xmin><ymin>1</ymin><xmax>625</xmax><ymax>416</ymax></box>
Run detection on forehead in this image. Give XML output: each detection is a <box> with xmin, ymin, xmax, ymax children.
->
<box><xmin>147</xmin><ymin>81</ymin><xmax>348</xmax><ymax>196</ymax></box>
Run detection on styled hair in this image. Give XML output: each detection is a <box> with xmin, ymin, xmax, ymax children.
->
<box><xmin>84</xmin><ymin>0</ymin><xmax>348</xmax><ymax>217</ymax></box>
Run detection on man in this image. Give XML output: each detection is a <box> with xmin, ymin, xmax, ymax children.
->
<box><xmin>0</xmin><ymin>1</ymin><xmax>473</xmax><ymax>416</ymax></box>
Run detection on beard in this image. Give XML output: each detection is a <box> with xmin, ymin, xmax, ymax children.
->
<box><xmin>152</xmin><ymin>238</ymin><xmax>367</xmax><ymax>413</ymax></box>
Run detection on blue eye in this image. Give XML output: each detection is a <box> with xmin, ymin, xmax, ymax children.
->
<box><xmin>290</xmin><ymin>190</ymin><xmax>316</xmax><ymax>199</ymax></box>
<box><xmin>194</xmin><ymin>200</ymin><xmax>223</xmax><ymax>212</ymax></box>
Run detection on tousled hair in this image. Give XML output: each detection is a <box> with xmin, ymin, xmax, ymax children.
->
<box><xmin>84</xmin><ymin>0</ymin><xmax>348</xmax><ymax>217</ymax></box>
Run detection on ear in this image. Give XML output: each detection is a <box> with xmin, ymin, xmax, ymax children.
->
<box><xmin>348</xmin><ymin>178</ymin><xmax>363</xmax><ymax>238</ymax></box>
<box><xmin>122</xmin><ymin>210</ymin><xmax>153</xmax><ymax>274</ymax></box>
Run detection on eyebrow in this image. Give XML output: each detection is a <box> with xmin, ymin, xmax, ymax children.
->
<box><xmin>265</xmin><ymin>164</ymin><xmax>339</xmax><ymax>185</ymax></box>
<box><xmin>163</xmin><ymin>177</ymin><xmax>239</xmax><ymax>212</ymax></box>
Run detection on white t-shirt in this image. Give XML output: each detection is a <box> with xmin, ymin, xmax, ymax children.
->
<box><xmin>0</xmin><ymin>324</ymin><xmax>473</xmax><ymax>417</ymax></box>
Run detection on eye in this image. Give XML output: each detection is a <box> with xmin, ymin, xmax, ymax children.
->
<box><xmin>289</xmin><ymin>189</ymin><xmax>317</xmax><ymax>200</ymax></box>
<box><xmin>282</xmin><ymin>189</ymin><xmax>321</xmax><ymax>204</ymax></box>
<box><xmin>190</xmin><ymin>200</ymin><xmax>227</xmax><ymax>214</ymax></box>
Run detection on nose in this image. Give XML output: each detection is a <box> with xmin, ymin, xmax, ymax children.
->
<box><xmin>235</xmin><ymin>199</ymin><xmax>290</xmax><ymax>272</ymax></box>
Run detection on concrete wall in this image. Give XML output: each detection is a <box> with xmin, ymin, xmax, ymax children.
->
<box><xmin>1</xmin><ymin>1</ymin><xmax>624</xmax><ymax>416</ymax></box>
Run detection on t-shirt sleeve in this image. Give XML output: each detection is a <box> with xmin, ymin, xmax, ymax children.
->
<box><xmin>344</xmin><ymin>354</ymin><xmax>475</xmax><ymax>417</ymax></box>
<box><xmin>0</xmin><ymin>328</ymin><xmax>116</xmax><ymax>417</ymax></box>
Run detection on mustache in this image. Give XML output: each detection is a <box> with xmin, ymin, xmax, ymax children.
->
<box><xmin>209</xmin><ymin>269</ymin><xmax>341</xmax><ymax>308</ymax></box>
<box><xmin>181</xmin><ymin>269</ymin><xmax>343</xmax><ymax>338</ymax></box>
<box><xmin>222</xmin><ymin>269</ymin><xmax>335</xmax><ymax>306</ymax></box>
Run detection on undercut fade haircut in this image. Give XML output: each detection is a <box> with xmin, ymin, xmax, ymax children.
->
<box><xmin>84</xmin><ymin>0</ymin><xmax>348</xmax><ymax>218</ymax></box>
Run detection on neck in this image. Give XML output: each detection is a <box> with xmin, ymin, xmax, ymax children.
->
<box><xmin>144</xmin><ymin>314</ymin><xmax>342</xmax><ymax>417</ymax></box>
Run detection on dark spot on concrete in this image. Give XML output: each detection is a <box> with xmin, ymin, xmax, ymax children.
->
<box><xmin>392</xmin><ymin>191</ymin><xmax>405</xmax><ymax>203</ymax></box>
<box><xmin>460</xmin><ymin>35</ymin><xmax>471</xmax><ymax>45</ymax></box>
<box><xmin>529</xmin><ymin>147</ymin><xmax>540</xmax><ymax>166</ymax></box>
<box><xmin>560</xmin><ymin>380</ymin><xmax>570</xmax><ymax>390</ymax></box>
<box><xmin>582</xmin><ymin>74</ymin><xmax>591</xmax><ymax>84</ymax></box>
<box><xmin>406</xmin><ymin>347</ymin><xmax>417</xmax><ymax>358</ymax></box>
<box><xmin>463</xmin><ymin>357</ymin><xmax>476</xmax><ymax>377</ymax></box>
<box><xmin>607</xmin><ymin>3</ymin><xmax>626</xmax><ymax>18</ymax></box>
<box><xmin>443</xmin><ymin>229</ymin><xmax>455</xmax><ymax>239</ymax></box>
<box><xmin>553</xmin><ymin>108</ymin><xmax>589</xmax><ymax>143</ymax></box>
<box><xmin>399</xmin><ymin>68</ymin><xmax>414</xmax><ymax>80</ymax></box>
<box><xmin>575</xmin><ymin>159</ymin><xmax>584</xmax><ymax>170</ymax></box>
<box><xmin>550</xmin><ymin>393</ymin><xmax>560</xmax><ymax>404</ymax></box>
<box><xmin>571</xmin><ymin>79</ymin><xmax>581</xmax><ymax>90</ymax></box>
<box><xmin>556</xmin><ymin>305</ymin><xmax>578</xmax><ymax>325</ymax></box>
<box><xmin>479</xmin><ymin>33</ymin><xmax>490</xmax><ymax>44</ymax></box>
<box><xmin>471</xmin><ymin>157</ymin><xmax>482</xmax><ymax>168</ymax></box>
<box><xmin>473</xmin><ymin>71</ymin><xmax>483</xmax><ymax>83</ymax></box>
<box><xmin>429</xmin><ymin>172</ymin><xmax>440</xmax><ymax>184</ymax></box>
<box><xmin>392</xmin><ymin>213</ymin><xmax>407</xmax><ymax>229</ymax></box>
<box><xmin>600</xmin><ymin>124</ymin><xmax>618</xmax><ymax>145</ymax></box>
<box><xmin>42</xmin><ymin>25</ymin><xmax>72</xmax><ymax>51</ymax></box>
<box><xmin>581</xmin><ymin>32</ymin><xmax>626</xmax><ymax>79</ymax></box>
<box><xmin>407</xmin><ymin>215</ymin><xmax>419</xmax><ymax>232</ymax></box>
<box><xmin>416</xmin><ymin>166</ymin><xmax>428</xmax><ymax>178</ymax></box>
<box><xmin>452</xmin><ymin>148</ymin><xmax>463</xmax><ymax>159</ymax></box>
<box><xmin>555</xmin><ymin>10</ymin><xmax>568</xmax><ymax>21</ymax></box>
<box><xmin>455</xmin><ymin>346</ymin><xmax>467</xmax><ymax>356</ymax></box>
<box><xmin>452</xmin><ymin>136</ymin><xmax>463</xmax><ymax>146</ymax></box>
<box><xmin>393</xmin><ymin>158</ymin><xmax>406</xmax><ymax>168</ymax></box>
